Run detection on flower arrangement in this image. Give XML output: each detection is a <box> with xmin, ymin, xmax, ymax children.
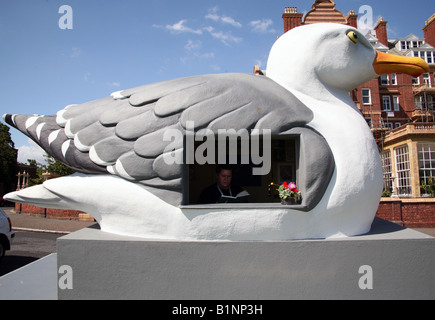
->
<box><xmin>268</xmin><ymin>181</ymin><xmax>301</xmax><ymax>204</ymax></box>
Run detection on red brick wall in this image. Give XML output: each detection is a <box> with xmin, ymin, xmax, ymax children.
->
<box><xmin>376</xmin><ymin>198</ymin><xmax>435</xmax><ymax>228</ymax></box>
<box><xmin>374</xmin><ymin>21</ymin><xmax>388</xmax><ymax>47</ymax></box>
<box><xmin>15</xmin><ymin>202</ymin><xmax>85</xmax><ymax>220</ymax></box>
<box><xmin>283</xmin><ymin>13</ymin><xmax>303</xmax><ymax>33</ymax></box>
<box><xmin>15</xmin><ymin>199</ymin><xmax>435</xmax><ymax>227</ymax></box>
<box><xmin>399</xmin><ymin>74</ymin><xmax>416</xmax><ymax>116</ymax></box>
<box><xmin>423</xmin><ymin>15</ymin><xmax>435</xmax><ymax>47</ymax></box>
<box><xmin>376</xmin><ymin>199</ymin><xmax>403</xmax><ymax>225</ymax></box>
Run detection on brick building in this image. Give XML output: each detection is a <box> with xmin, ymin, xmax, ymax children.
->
<box><xmin>278</xmin><ymin>0</ymin><xmax>435</xmax><ymax>227</ymax></box>
<box><xmin>282</xmin><ymin>2</ymin><xmax>435</xmax><ymax>141</ymax></box>
<box><xmin>282</xmin><ymin>0</ymin><xmax>357</xmax><ymax>31</ymax></box>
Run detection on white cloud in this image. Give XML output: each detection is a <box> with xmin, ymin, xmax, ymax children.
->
<box><xmin>182</xmin><ymin>40</ymin><xmax>215</xmax><ymax>63</ymax></box>
<box><xmin>221</xmin><ymin>16</ymin><xmax>242</xmax><ymax>28</ymax></box>
<box><xmin>205</xmin><ymin>7</ymin><xmax>242</xmax><ymax>27</ymax></box>
<box><xmin>152</xmin><ymin>8</ymin><xmax>243</xmax><ymax>46</ymax></box>
<box><xmin>70</xmin><ymin>47</ymin><xmax>82</xmax><ymax>58</ymax></box>
<box><xmin>205</xmin><ymin>13</ymin><xmax>220</xmax><ymax>22</ymax></box>
<box><xmin>210</xmin><ymin>65</ymin><xmax>221</xmax><ymax>72</ymax></box>
<box><xmin>254</xmin><ymin>59</ymin><xmax>264</xmax><ymax>68</ymax></box>
<box><xmin>84</xmin><ymin>71</ymin><xmax>95</xmax><ymax>84</ymax></box>
<box><xmin>185</xmin><ymin>40</ymin><xmax>202</xmax><ymax>51</ymax></box>
<box><xmin>109</xmin><ymin>81</ymin><xmax>121</xmax><ymax>87</ymax></box>
<box><xmin>199</xmin><ymin>52</ymin><xmax>215</xmax><ymax>59</ymax></box>
<box><xmin>154</xmin><ymin>20</ymin><xmax>203</xmax><ymax>35</ymax></box>
<box><xmin>249</xmin><ymin>19</ymin><xmax>277</xmax><ymax>34</ymax></box>
<box><xmin>18</xmin><ymin>138</ymin><xmax>47</xmax><ymax>165</ymax></box>
<box><xmin>204</xmin><ymin>26</ymin><xmax>242</xmax><ymax>46</ymax></box>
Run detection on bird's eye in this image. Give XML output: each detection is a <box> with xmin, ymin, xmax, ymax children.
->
<box><xmin>347</xmin><ymin>31</ymin><xmax>358</xmax><ymax>44</ymax></box>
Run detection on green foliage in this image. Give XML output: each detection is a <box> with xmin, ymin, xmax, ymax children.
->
<box><xmin>421</xmin><ymin>177</ymin><xmax>435</xmax><ymax>197</ymax></box>
<box><xmin>382</xmin><ymin>189</ymin><xmax>391</xmax><ymax>197</ymax></box>
<box><xmin>43</xmin><ymin>154</ymin><xmax>75</xmax><ymax>176</ymax></box>
<box><xmin>0</xmin><ymin>123</ymin><xmax>18</xmax><ymax>186</ymax></box>
<box><xmin>26</xmin><ymin>153</ymin><xmax>75</xmax><ymax>186</ymax></box>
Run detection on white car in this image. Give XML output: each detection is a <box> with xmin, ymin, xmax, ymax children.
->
<box><xmin>0</xmin><ymin>208</ymin><xmax>14</xmax><ymax>262</ymax></box>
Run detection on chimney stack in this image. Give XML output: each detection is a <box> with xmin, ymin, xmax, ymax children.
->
<box><xmin>423</xmin><ymin>13</ymin><xmax>435</xmax><ymax>47</ymax></box>
<box><xmin>374</xmin><ymin>17</ymin><xmax>389</xmax><ymax>47</ymax></box>
<box><xmin>282</xmin><ymin>7</ymin><xmax>304</xmax><ymax>33</ymax></box>
<box><xmin>347</xmin><ymin>10</ymin><xmax>358</xmax><ymax>28</ymax></box>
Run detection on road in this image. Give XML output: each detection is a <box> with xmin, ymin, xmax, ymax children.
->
<box><xmin>0</xmin><ymin>231</ymin><xmax>62</xmax><ymax>277</ymax></box>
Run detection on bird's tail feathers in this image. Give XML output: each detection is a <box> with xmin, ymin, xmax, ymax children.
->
<box><xmin>3</xmin><ymin>112</ymin><xmax>69</xmax><ymax>159</ymax></box>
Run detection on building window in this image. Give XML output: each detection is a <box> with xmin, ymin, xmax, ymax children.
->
<box><xmin>380</xmin><ymin>74</ymin><xmax>389</xmax><ymax>85</ymax></box>
<box><xmin>384</xmin><ymin>122</ymin><xmax>393</xmax><ymax>131</ymax></box>
<box><xmin>401</xmin><ymin>41</ymin><xmax>411</xmax><ymax>51</ymax></box>
<box><xmin>393</xmin><ymin>96</ymin><xmax>400</xmax><ymax>111</ymax></box>
<box><xmin>395</xmin><ymin>145</ymin><xmax>412</xmax><ymax>196</ymax></box>
<box><xmin>391</xmin><ymin>73</ymin><xmax>397</xmax><ymax>85</ymax></box>
<box><xmin>381</xmin><ymin>150</ymin><xmax>392</xmax><ymax>194</ymax></box>
<box><xmin>415</xmin><ymin>96</ymin><xmax>423</xmax><ymax>109</ymax></box>
<box><xmin>412</xmin><ymin>76</ymin><xmax>420</xmax><ymax>85</ymax></box>
<box><xmin>417</xmin><ymin>51</ymin><xmax>435</xmax><ymax>64</ymax></box>
<box><xmin>418</xmin><ymin>143</ymin><xmax>435</xmax><ymax>196</ymax></box>
<box><xmin>423</xmin><ymin>73</ymin><xmax>431</xmax><ymax>87</ymax></box>
<box><xmin>383</xmin><ymin>96</ymin><xmax>391</xmax><ymax>111</ymax></box>
<box><xmin>362</xmin><ymin>89</ymin><xmax>371</xmax><ymax>105</ymax></box>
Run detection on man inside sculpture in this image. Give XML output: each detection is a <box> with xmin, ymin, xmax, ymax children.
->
<box><xmin>197</xmin><ymin>165</ymin><xmax>249</xmax><ymax>204</ymax></box>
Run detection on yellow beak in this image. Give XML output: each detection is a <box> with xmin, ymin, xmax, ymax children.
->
<box><xmin>373</xmin><ymin>50</ymin><xmax>430</xmax><ymax>77</ymax></box>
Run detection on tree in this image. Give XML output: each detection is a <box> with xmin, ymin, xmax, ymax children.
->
<box><xmin>43</xmin><ymin>153</ymin><xmax>75</xmax><ymax>176</ymax></box>
<box><xmin>26</xmin><ymin>153</ymin><xmax>76</xmax><ymax>186</ymax></box>
<box><xmin>421</xmin><ymin>177</ymin><xmax>435</xmax><ymax>197</ymax></box>
<box><xmin>0</xmin><ymin>123</ymin><xmax>18</xmax><ymax>190</ymax></box>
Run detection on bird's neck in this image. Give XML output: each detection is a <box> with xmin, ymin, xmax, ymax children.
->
<box><xmin>269</xmin><ymin>73</ymin><xmax>358</xmax><ymax>113</ymax></box>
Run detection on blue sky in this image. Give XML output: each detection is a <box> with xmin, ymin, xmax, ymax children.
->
<box><xmin>0</xmin><ymin>0</ymin><xmax>433</xmax><ymax>164</ymax></box>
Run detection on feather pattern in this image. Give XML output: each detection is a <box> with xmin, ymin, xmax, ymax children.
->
<box><xmin>4</xmin><ymin>73</ymin><xmax>333</xmax><ymax>207</ymax></box>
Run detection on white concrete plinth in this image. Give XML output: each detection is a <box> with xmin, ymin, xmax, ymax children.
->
<box><xmin>56</xmin><ymin>218</ymin><xmax>434</xmax><ymax>300</ymax></box>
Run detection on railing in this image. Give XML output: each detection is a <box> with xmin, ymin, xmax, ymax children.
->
<box><xmin>16</xmin><ymin>171</ymin><xmax>30</xmax><ymax>190</ymax></box>
<box><xmin>413</xmin><ymin>84</ymin><xmax>435</xmax><ymax>94</ymax></box>
<box><xmin>384</xmin><ymin>122</ymin><xmax>435</xmax><ymax>143</ymax></box>
<box><xmin>412</xmin><ymin>108</ymin><xmax>433</xmax><ymax>119</ymax></box>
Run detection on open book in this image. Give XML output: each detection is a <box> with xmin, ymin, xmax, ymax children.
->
<box><xmin>218</xmin><ymin>190</ymin><xmax>250</xmax><ymax>203</ymax></box>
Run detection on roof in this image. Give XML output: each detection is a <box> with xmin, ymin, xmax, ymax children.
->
<box><xmin>303</xmin><ymin>0</ymin><xmax>348</xmax><ymax>25</ymax></box>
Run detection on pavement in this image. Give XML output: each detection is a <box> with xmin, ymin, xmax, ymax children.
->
<box><xmin>1</xmin><ymin>205</ymin><xmax>435</xmax><ymax>237</ymax></box>
<box><xmin>1</xmin><ymin>206</ymin><xmax>97</xmax><ymax>234</ymax></box>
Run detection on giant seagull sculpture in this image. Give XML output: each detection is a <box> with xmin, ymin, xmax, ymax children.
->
<box><xmin>4</xmin><ymin>24</ymin><xmax>429</xmax><ymax>240</ymax></box>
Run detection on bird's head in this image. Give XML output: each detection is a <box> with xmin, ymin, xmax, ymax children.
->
<box><xmin>267</xmin><ymin>23</ymin><xmax>429</xmax><ymax>94</ymax></box>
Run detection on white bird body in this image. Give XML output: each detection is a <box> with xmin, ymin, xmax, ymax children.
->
<box><xmin>4</xmin><ymin>23</ymin><xmax>429</xmax><ymax>240</ymax></box>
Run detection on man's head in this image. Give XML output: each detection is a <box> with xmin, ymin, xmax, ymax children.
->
<box><xmin>216</xmin><ymin>166</ymin><xmax>233</xmax><ymax>190</ymax></box>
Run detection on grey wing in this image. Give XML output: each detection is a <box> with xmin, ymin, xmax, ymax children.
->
<box><xmin>4</xmin><ymin>73</ymin><xmax>332</xmax><ymax>208</ymax></box>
